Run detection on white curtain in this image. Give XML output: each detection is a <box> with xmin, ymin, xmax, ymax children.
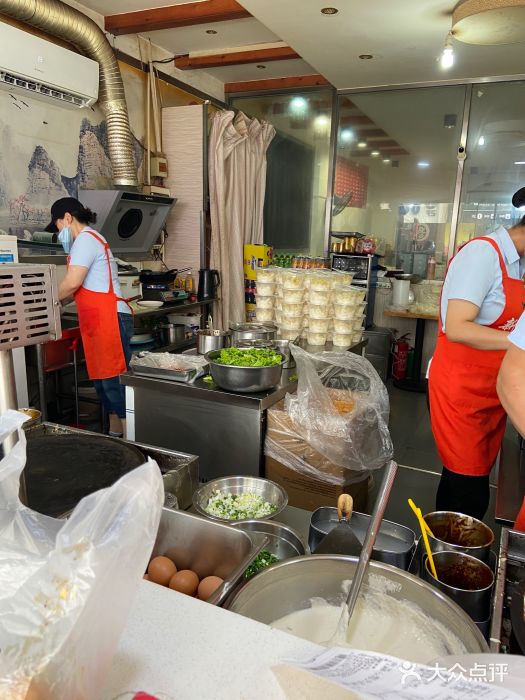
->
<box><xmin>209</xmin><ymin>110</ymin><xmax>275</xmax><ymax>329</ymax></box>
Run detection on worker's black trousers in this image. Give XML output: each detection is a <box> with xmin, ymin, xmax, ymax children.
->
<box><xmin>436</xmin><ymin>466</ymin><xmax>490</xmax><ymax>521</ymax></box>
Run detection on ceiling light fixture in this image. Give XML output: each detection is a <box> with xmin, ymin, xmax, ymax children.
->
<box><xmin>206</xmin><ymin>29</ymin><xmax>217</xmax><ymax>34</ymax></box>
<box><xmin>452</xmin><ymin>0</ymin><xmax>525</xmax><ymax>46</ymax></box>
<box><xmin>359</xmin><ymin>54</ymin><xmax>374</xmax><ymax>60</ymax></box>
<box><xmin>418</xmin><ymin>161</ymin><xmax>430</xmax><ymax>168</ymax></box>
<box><xmin>290</xmin><ymin>96</ymin><xmax>308</xmax><ymax>113</ymax></box>
<box><xmin>440</xmin><ymin>32</ymin><xmax>454</xmax><ymax>69</ymax></box>
<box><xmin>515</xmin><ymin>161</ymin><xmax>525</xmax><ymax>165</ymax></box>
<box><xmin>383</xmin><ymin>158</ymin><xmax>391</xmax><ymax>164</ymax></box>
<box><xmin>340</xmin><ymin>129</ymin><xmax>354</xmax><ymax>142</ymax></box>
<box><xmin>321</xmin><ymin>7</ymin><xmax>339</xmax><ymax>14</ymax></box>
<box><xmin>256</xmin><ymin>64</ymin><xmax>266</xmax><ymax>69</ymax></box>
<box><xmin>371</xmin><ymin>150</ymin><xmax>380</xmax><ymax>157</ymax></box>
<box><xmin>478</xmin><ymin>135</ymin><xmax>485</xmax><ymax>146</ymax></box>
<box><xmin>357</xmin><ymin>141</ymin><xmax>367</xmax><ymax>148</ymax></box>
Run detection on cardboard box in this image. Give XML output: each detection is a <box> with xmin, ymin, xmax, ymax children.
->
<box><xmin>265</xmin><ymin>398</ymin><xmax>370</xmax><ymax>511</ymax></box>
<box><xmin>244</xmin><ymin>244</ymin><xmax>273</xmax><ymax>280</ymax></box>
<box><xmin>265</xmin><ymin>456</ymin><xmax>369</xmax><ymax>512</ymax></box>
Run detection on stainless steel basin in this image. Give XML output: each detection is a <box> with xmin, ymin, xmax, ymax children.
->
<box><xmin>224</xmin><ymin>555</ymin><xmax>488</xmax><ymax>657</ymax></box>
<box><xmin>151</xmin><ymin>507</ymin><xmax>266</xmax><ymax>605</ymax></box>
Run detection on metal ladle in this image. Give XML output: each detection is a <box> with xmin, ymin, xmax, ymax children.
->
<box><xmin>327</xmin><ymin>460</ymin><xmax>398</xmax><ymax>646</ymax></box>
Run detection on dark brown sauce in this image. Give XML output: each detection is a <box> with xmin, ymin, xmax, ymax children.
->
<box><xmin>438</xmin><ymin>562</ymin><xmax>493</xmax><ymax>590</ymax></box>
<box><xmin>428</xmin><ymin>518</ymin><xmax>491</xmax><ymax>548</ymax></box>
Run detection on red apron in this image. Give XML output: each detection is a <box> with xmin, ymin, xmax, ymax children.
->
<box><xmin>429</xmin><ymin>237</ymin><xmax>525</xmax><ymax>476</ymax></box>
<box><xmin>69</xmin><ymin>229</ymin><xmax>129</xmax><ymax>380</ymax></box>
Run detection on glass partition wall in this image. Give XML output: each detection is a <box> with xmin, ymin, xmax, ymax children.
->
<box><xmin>230</xmin><ymin>89</ymin><xmax>333</xmax><ymax>256</ymax></box>
<box><xmin>230</xmin><ymin>79</ymin><xmax>525</xmax><ymax>264</ymax></box>
<box><xmin>332</xmin><ymin>87</ymin><xmax>467</xmax><ymax>276</ymax></box>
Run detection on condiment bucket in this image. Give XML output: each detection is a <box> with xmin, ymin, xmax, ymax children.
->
<box><xmin>423</xmin><ymin>550</ymin><xmax>494</xmax><ymax>622</ymax></box>
<box><xmin>197</xmin><ymin>329</ymin><xmax>231</xmax><ymax>355</ymax></box>
<box><xmin>423</xmin><ymin>511</ymin><xmax>494</xmax><ymax>563</ymax></box>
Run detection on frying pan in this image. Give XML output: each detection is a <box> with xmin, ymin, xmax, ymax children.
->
<box><xmin>139</xmin><ymin>267</ymin><xmax>191</xmax><ymax>286</ymax></box>
<box><xmin>25</xmin><ymin>433</ymin><xmax>145</xmax><ymax>517</ymax></box>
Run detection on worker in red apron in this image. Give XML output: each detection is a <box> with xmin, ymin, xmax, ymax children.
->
<box><xmin>46</xmin><ymin>197</ymin><xmax>133</xmax><ymax>438</ymax></box>
<box><xmin>428</xmin><ymin>189</ymin><xmax>525</xmax><ymax>520</ymax></box>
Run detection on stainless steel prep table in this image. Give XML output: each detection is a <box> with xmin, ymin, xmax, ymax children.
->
<box><xmin>121</xmin><ymin>370</ymin><xmax>298</xmax><ymax>481</ymax></box>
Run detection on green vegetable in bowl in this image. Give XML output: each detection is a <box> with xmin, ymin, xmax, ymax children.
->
<box><xmin>204</xmin><ymin>490</ymin><xmax>278</xmax><ymax>520</ymax></box>
<box><xmin>213</xmin><ymin>347</ymin><xmax>282</xmax><ymax>367</ymax></box>
<box><xmin>244</xmin><ymin>550</ymin><xmax>279</xmax><ymax>579</ymax></box>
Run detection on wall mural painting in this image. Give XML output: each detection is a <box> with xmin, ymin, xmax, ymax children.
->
<box><xmin>0</xmin><ymin>75</ymin><xmax>144</xmax><ymax>239</ymax></box>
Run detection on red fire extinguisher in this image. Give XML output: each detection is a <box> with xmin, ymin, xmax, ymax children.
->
<box><xmin>392</xmin><ymin>334</ymin><xmax>410</xmax><ymax>380</ymax></box>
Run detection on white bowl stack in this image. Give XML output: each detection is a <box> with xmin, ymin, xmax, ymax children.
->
<box><xmin>255</xmin><ymin>267</ymin><xmax>364</xmax><ymax>348</ymax></box>
<box><xmin>331</xmin><ymin>284</ymin><xmax>367</xmax><ymax>348</ymax></box>
<box><xmin>254</xmin><ymin>266</ymin><xmax>279</xmax><ymax>324</ymax></box>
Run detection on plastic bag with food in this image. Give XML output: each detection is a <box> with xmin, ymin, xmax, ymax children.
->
<box><xmin>280</xmin><ymin>344</ymin><xmax>393</xmax><ymax>475</ymax></box>
<box><xmin>0</xmin><ymin>410</ymin><xmax>164</xmax><ymax>700</ymax></box>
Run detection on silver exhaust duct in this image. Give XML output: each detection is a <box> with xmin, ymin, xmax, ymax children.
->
<box><xmin>0</xmin><ymin>0</ymin><xmax>138</xmax><ymax>188</ymax></box>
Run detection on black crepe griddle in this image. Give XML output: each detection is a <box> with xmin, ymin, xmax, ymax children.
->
<box><xmin>25</xmin><ymin>433</ymin><xmax>145</xmax><ymax>517</ymax></box>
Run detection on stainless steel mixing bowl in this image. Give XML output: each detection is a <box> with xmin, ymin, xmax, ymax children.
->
<box><xmin>230</xmin><ymin>519</ymin><xmax>308</xmax><ymax>560</ymax></box>
<box><xmin>193</xmin><ymin>476</ymin><xmax>288</xmax><ymax>524</ymax></box>
<box><xmin>224</xmin><ymin>555</ymin><xmax>488</xmax><ymax>657</ymax></box>
<box><xmin>205</xmin><ymin>350</ymin><xmax>284</xmax><ymax>393</ymax></box>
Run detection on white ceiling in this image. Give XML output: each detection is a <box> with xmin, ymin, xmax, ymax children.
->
<box><xmin>141</xmin><ymin>17</ymin><xmax>279</xmax><ymax>56</ymax></box>
<box><xmin>237</xmin><ymin>0</ymin><xmax>525</xmax><ymax>89</ymax></box>
<box><xmin>77</xmin><ymin>0</ymin><xmax>525</xmax><ymax>88</ymax></box>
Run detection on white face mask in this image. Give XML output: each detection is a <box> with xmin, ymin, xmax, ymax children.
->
<box><xmin>58</xmin><ymin>226</ymin><xmax>72</xmax><ymax>254</ymax></box>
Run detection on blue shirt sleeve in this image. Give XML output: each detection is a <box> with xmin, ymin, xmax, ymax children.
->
<box><xmin>69</xmin><ymin>231</ymin><xmax>99</xmax><ymax>269</ymax></box>
<box><xmin>509</xmin><ymin>312</ymin><xmax>525</xmax><ymax>351</ymax></box>
<box><xmin>443</xmin><ymin>240</ymin><xmax>498</xmax><ymax>307</ymax></box>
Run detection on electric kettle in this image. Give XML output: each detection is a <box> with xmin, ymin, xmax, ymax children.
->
<box><xmin>197</xmin><ymin>269</ymin><xmax>220</xmax><ymax>301</ymax></box>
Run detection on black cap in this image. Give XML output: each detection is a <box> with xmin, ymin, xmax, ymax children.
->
<box><xmin>512</xmin><ymin>187</ymin><xmax>525</xmax><ymax>209</ymax></box>
<box><xmin>45</xmin><ymin>197</ymin><xmax>84</xmax><ymax>233</ymax></box>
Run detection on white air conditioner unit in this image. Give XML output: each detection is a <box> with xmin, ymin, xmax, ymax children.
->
<box><xmin>0</xmin><ymin>22</ymin><xmax>99</xmax><ymax>109</ymax></box>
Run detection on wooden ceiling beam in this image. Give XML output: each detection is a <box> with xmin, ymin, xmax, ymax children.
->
<box><xmin>105</xmin><ymin>0</ymin><xmax>251</xmax><ymax>37</ymax></box>
<box><xmin>175</xmin><ymin>45</ymin><xmax>300</xmax><ymax>70</ymax></box>
<box><xmin>224</xmin><ymin>74</ymin><xmax>331</xmax><ymax>94</ymax></box>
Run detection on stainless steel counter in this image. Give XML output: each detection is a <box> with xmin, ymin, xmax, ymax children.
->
<box><xmin>122</xmin><ymin>370</ymin><xmax>297</xmax><ymax>481</ymax></box>
<box><xmin>121</xmin><ymin>370</ymin><xmax>297</xmax><ymax>411</ymax></box>
<box><xmin>496</xmin><ymin>430</ymin><xmax>525</xmax><ymax>525</ymax></box>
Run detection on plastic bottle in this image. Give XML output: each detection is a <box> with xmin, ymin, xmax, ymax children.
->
<box><xmin>426</xmin><ymin>255</ymin><xmax>436</xmax><ymax>280</ymax></box>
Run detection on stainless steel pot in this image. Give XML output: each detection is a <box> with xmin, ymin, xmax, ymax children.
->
<box><xmin>422</xmin><ymin>550</ymin><xmax>494</xmax><ymax>623</ymax></box>
<box><xmin>158</xmin><ymin>323</ymin><xmax>185</xmax><ymax>346</ymax></box>
<box><xmin>197</xmin><ymin>329</ymin><xmax>231</xmax><ymax>355</ymax></box>
<box><xmin>229</xmin><ymin>322</ymin><xmax>276</xmax><ymax>345</ymax></box>
<box><xmin>224</xmin><ymin>555</ymin><xmax>488</xmax><ymax>658</ymax></box>
<box><xmin>205</xmin><ymin>350</ymin><xmax>284</xmax><ymax>393</ymax></box>
<box><xmin>423</xmin><ymin>511</ymin><xmax>494</xmax><ymax>563</ymax></box>
<box><xmin>230</xmin><ymin>520</ymin><xmax>308</xmax><ymax>560</ymax></box>
<box><xmin>309</xmin><ymin>507</ymin><xmax>415</xmax><ymax>570</ymax></box>
<box><xmin>271</xmin><ymin>339</ymin><xmax>296</xmax><ymax>370</ymax></box>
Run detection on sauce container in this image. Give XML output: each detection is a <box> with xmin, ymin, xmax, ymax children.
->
<box><xmin>423</xmin><ymin>511</ymin><xmax>494</xmax><ymax>563</ymax></box>
<box><xmin>423</xmin><ymin>550</ymin><xmax>494</xmax><ymax>622</ymax></box>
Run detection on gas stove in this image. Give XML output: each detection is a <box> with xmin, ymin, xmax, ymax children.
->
<box><xmin>141</xmin><ymin>286</ymin><xmax>188</xmax><ymax>303</ymax></box>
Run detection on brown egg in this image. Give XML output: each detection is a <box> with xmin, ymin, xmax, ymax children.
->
<box><xmin>169</xmin><ymin>569</ymin><xmax>199</xmax><ymax>596</ymax></box>
<box><xmin>198</xmin><ymin>575</ymin><xmax>224</xmax><ymax>602</ymax></box>
<box><xmin>143</xmin><ymin>573</ymin><xmax>150</xmax><ymax>581</ymax></box>
<box><xmin>147</xmin><ymin>556</ymin><xmax>177</xmax><ymax>586</ymax></box>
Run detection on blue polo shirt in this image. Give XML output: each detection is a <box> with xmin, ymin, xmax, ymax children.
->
<box><xmin>69</xmin><ymin>228</ymin><xmax>131</xmax><ymax>315</ymax></box>
<box><xmin>441</xmin><ymin>226</ymin><xmax>525</xmax><ymax>331</ymax></box>
<box><xmin>509</xmin><ymin>312</ymin><xmax>525</xmax><ymax>350</ymax></box>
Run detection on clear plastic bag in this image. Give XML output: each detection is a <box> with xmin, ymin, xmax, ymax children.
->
<box><xmin>281</xmin><ymin>344</ymin><xmax>393</xmax><ymax>475</ymax></box>
<box><xmin>0</xmin><ymin>410</ymin><xmax>164</xmax><ymax>700</ymax></box>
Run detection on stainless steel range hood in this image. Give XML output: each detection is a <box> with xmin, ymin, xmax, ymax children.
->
<box><xmin>78</xmin><ymin>190</ymin><xmax>176</xmax><ymax>261</ymax></box>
